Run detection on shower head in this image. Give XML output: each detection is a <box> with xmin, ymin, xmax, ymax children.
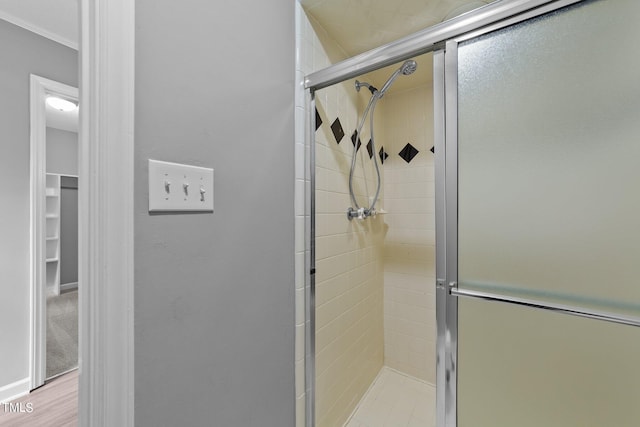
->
<box><xmin>401</xmin><ymin>59</ymin><xmax>418</xmax><ymax>75</ymax></box>
<box><xmin>378</xmin><ymin>60</ymin><xmax>418</xmax><ymax>97</ymax></box>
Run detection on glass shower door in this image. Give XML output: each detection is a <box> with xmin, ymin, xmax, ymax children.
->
<box><xmin>448</xmin><ymin>0</ymin><xmax>640</xmax><ymax>425</ymax></box>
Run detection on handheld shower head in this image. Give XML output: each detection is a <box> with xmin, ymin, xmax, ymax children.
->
<box><xmin>378</xmin><ymin>60</ymin><xmax>418</xmax><ymax>97</ymax></box>
<box><xmin>348</xmin><ymin>60</ymin><xmax>417</xmax><ymax>219</ymax></box>
<box><xmin>401</xmin><ymin>59</ymin><xmax>418</xmax><ymax>75</ymax></box>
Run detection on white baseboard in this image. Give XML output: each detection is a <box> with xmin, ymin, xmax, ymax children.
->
<box><xmin>60</xmin><ymin>282</ymin><xmax>79</xmax><ymax>293</ymax></box>
<box><xmin>0</xmin><ymin>377</ymin><xmax>30</xmax><ymax>403</ymax></box>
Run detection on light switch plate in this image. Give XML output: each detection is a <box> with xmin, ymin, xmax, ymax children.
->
<box><xmin>148</xmin><ymin>159</ymin><xmax>214</xmax><ymax>212</ymax></box>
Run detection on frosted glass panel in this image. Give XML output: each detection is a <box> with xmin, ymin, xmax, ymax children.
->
<box><xmin>457</xmin><ymin>1</ymin><xmax>640</xmax><ymax>426</ymax></box>
<box><xmin>458</xmin><ymin>0</ymin><xmax>640</xmax><ymax>315</ymax></box>
<box><xmin>458</xmin><ymin>298</ymin><xmax>640</xmax><ymax>427</ymax></box>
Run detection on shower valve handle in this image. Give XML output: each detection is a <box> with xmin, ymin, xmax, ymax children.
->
<box><xmin>347</xmin><ymin>207</ymin><xmax>371</xmax><ymax>221</ymax></box>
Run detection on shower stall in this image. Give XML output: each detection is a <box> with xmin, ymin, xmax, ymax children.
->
<box><xmin>299</xmin><ymin>0</ymin><xmax>640</xmax><ymax>426</ymax></box>
<box><xmin>310</xmin><ymin>56</ymin><xmax>435</xmax><ymax>426</ymax></box>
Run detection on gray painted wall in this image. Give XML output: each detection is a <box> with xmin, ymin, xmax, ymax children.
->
<box><xmin>46</xmin><ymin>127</ymin><xmax>78</xmax><ymax>176</ymax></box>
<box><xmin>134</xmin><ymin>1</ymin><xmax>295</xmax><ymax>426</ymax></box>
<box><xmin>0</xmin><ymin>20</ymin><xmax>77</xmax><ymax>390</ymax></box>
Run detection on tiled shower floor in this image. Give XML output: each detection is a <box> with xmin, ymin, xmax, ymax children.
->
<box><xmin>344</xmin><ymin>367</ymin><xmax>436</xmax><ymax>427</ymax></box>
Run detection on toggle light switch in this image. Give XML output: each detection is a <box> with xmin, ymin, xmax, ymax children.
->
<box><xmin>149</xmin><ymin>159</ymin><xmax>214</xmax><ymax>212</ymax></box>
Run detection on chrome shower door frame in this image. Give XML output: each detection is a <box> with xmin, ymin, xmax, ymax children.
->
<box><xmin>306</xmin><ymin>88</ymin><xmax>317</xmax><ymax>427</ymax></box>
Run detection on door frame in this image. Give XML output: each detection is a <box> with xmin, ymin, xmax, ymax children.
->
<box><xmin>301</xmin><ymin>1</ymin><xmax>583</xmax><ymax>426</ymax></box>
<box><xmin>78</xmin><ymin>0</ymin><xmax>135</xmax><ymax>425</ymax></box>
<box><xmin>29</xmin><ymin>74</ymin><xmax>79</xmax><ymax>390</ymax></box>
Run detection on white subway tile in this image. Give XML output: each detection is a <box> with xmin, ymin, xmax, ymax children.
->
<box><xmin>295</xmin><ymin>252</ymin><xmax>305</xmax><ymax>290</ymax></box>
<box><xmin>296</xmin><ymin>288</ymin><xmax>305</xmax><ymax>325</ymax></box>
<box><xmin>296</xmin><ymin>394</ymin><xmax>306</xmax><ymax>427</ymax></box>
<box><xmin>295</xmin><ymin>179</ymin><xmax>305</xmax><ymax>216</ymax></box>
<box><xmin>295</xmin><ymin>358</ymin><xmax>305</xmax><ymax>398</ymax></box>
<box><xmin>295</xmin><ymin>216</ymin><xmax>305</xmax><ymax>253</ymax></box>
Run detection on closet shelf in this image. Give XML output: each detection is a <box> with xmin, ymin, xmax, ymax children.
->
<box><xmin>46</xmin><ymin>257</ymin><xmax>59</xmax><ymax>263</ymax></box>
<box><xmin>46</xmin><ymin>236</ymin><xmax>59</xmax><ymax>241</ymax></box>
<box><xmin>46</xmin><ymin>214</ymin><xmax>59</xmax><ymax>219</ymax></box>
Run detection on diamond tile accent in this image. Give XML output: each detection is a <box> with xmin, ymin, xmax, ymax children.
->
<box><xmin>330</xmin><ymin>118</ymin><xmax>345</xmax><ymax>144</ymax></box>
<box><xmin>366</xmin><ymin>139</ymin><xmax>373</xmax><ymax>159</ymax></box>
<box><xmin>350</xmin><ymin>131</ymin><xmax>362</xmax><ymax>152</ymax></box>
<box><xmin>315</xmin><ymin>108</ymin><xmax>323</xmax><ymax>131</ymax></box>
<box><xmin>379</xmin><ymin>147</ymin><xmax>389</xmax><ymax>164</ymax></box>
<box><xmin>430</xmin><ymin>146</ymin><xmax>434</xmax><ymax>154</ymax></box>
<box><xmin>398</xmin><ymin>143</ymin><xmax>419</xmax><ymax>163</ymax></box>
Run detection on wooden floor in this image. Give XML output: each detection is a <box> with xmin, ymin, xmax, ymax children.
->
<box><xmin>0</xmin><ymin>370</ymin><xmax>77</xmax><ymax>426</ymax></box>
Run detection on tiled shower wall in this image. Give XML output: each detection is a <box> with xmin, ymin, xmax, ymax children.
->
<box><xmin>382</xmin><ymin>84</ymin><xmax>436</xmax><ymax>383</ymax></box>
<box><xmin>294</xmin><ymin>4</ymin><xmax>309</xmax><ymax>426</ymax></box>
<box><xmin>297</xmin><ymin>4</ymin><xmax>386</xmax><ymax>427</ymax></box>
<box><xmin>314</xmin><ymin>81</ymin><xmax>386</xmax><ymax>427</ymax></box>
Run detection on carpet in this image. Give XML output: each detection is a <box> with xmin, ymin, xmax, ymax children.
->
<box><xmin>46</xmin><ymin>290</ymin><xmax>78</xmax><ymax>379</ymax></box>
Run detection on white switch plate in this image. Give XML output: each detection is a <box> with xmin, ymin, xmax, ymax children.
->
<box><xmin>148</xmin><ymin>159</ymin><xmax>214</xmax><ymax>212</ymax></box>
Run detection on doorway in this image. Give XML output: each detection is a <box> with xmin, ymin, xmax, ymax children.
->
<box><xmin>30</xmin><ymin>75</ymin><xmax>79</xmax><ymax>389</ymax></box>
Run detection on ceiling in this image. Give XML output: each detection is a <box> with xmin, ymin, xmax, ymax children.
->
<box><xmin>46</xmin><ymin>100</ymin><xmax>79</xmax><ymax>133</ymax></box>
<box><xmin>301</xmin><ymin>0</ymin><xmax>492</xmax><ymax>91</ymax></box>
<box><xmin>300</xmin><ymin>0</ymin><xmax>492</xmax><ymax>58</ymax></box>
<box><xmin>0</xmin><ymin>0</ymin><xmax>78</xmax><ymax>49</ymax></box>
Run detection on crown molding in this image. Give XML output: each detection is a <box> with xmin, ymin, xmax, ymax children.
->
<box><xmin>0</xmin><ymin>11</ymin><xmax>78</xmax><ymax>50</ymax></box>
